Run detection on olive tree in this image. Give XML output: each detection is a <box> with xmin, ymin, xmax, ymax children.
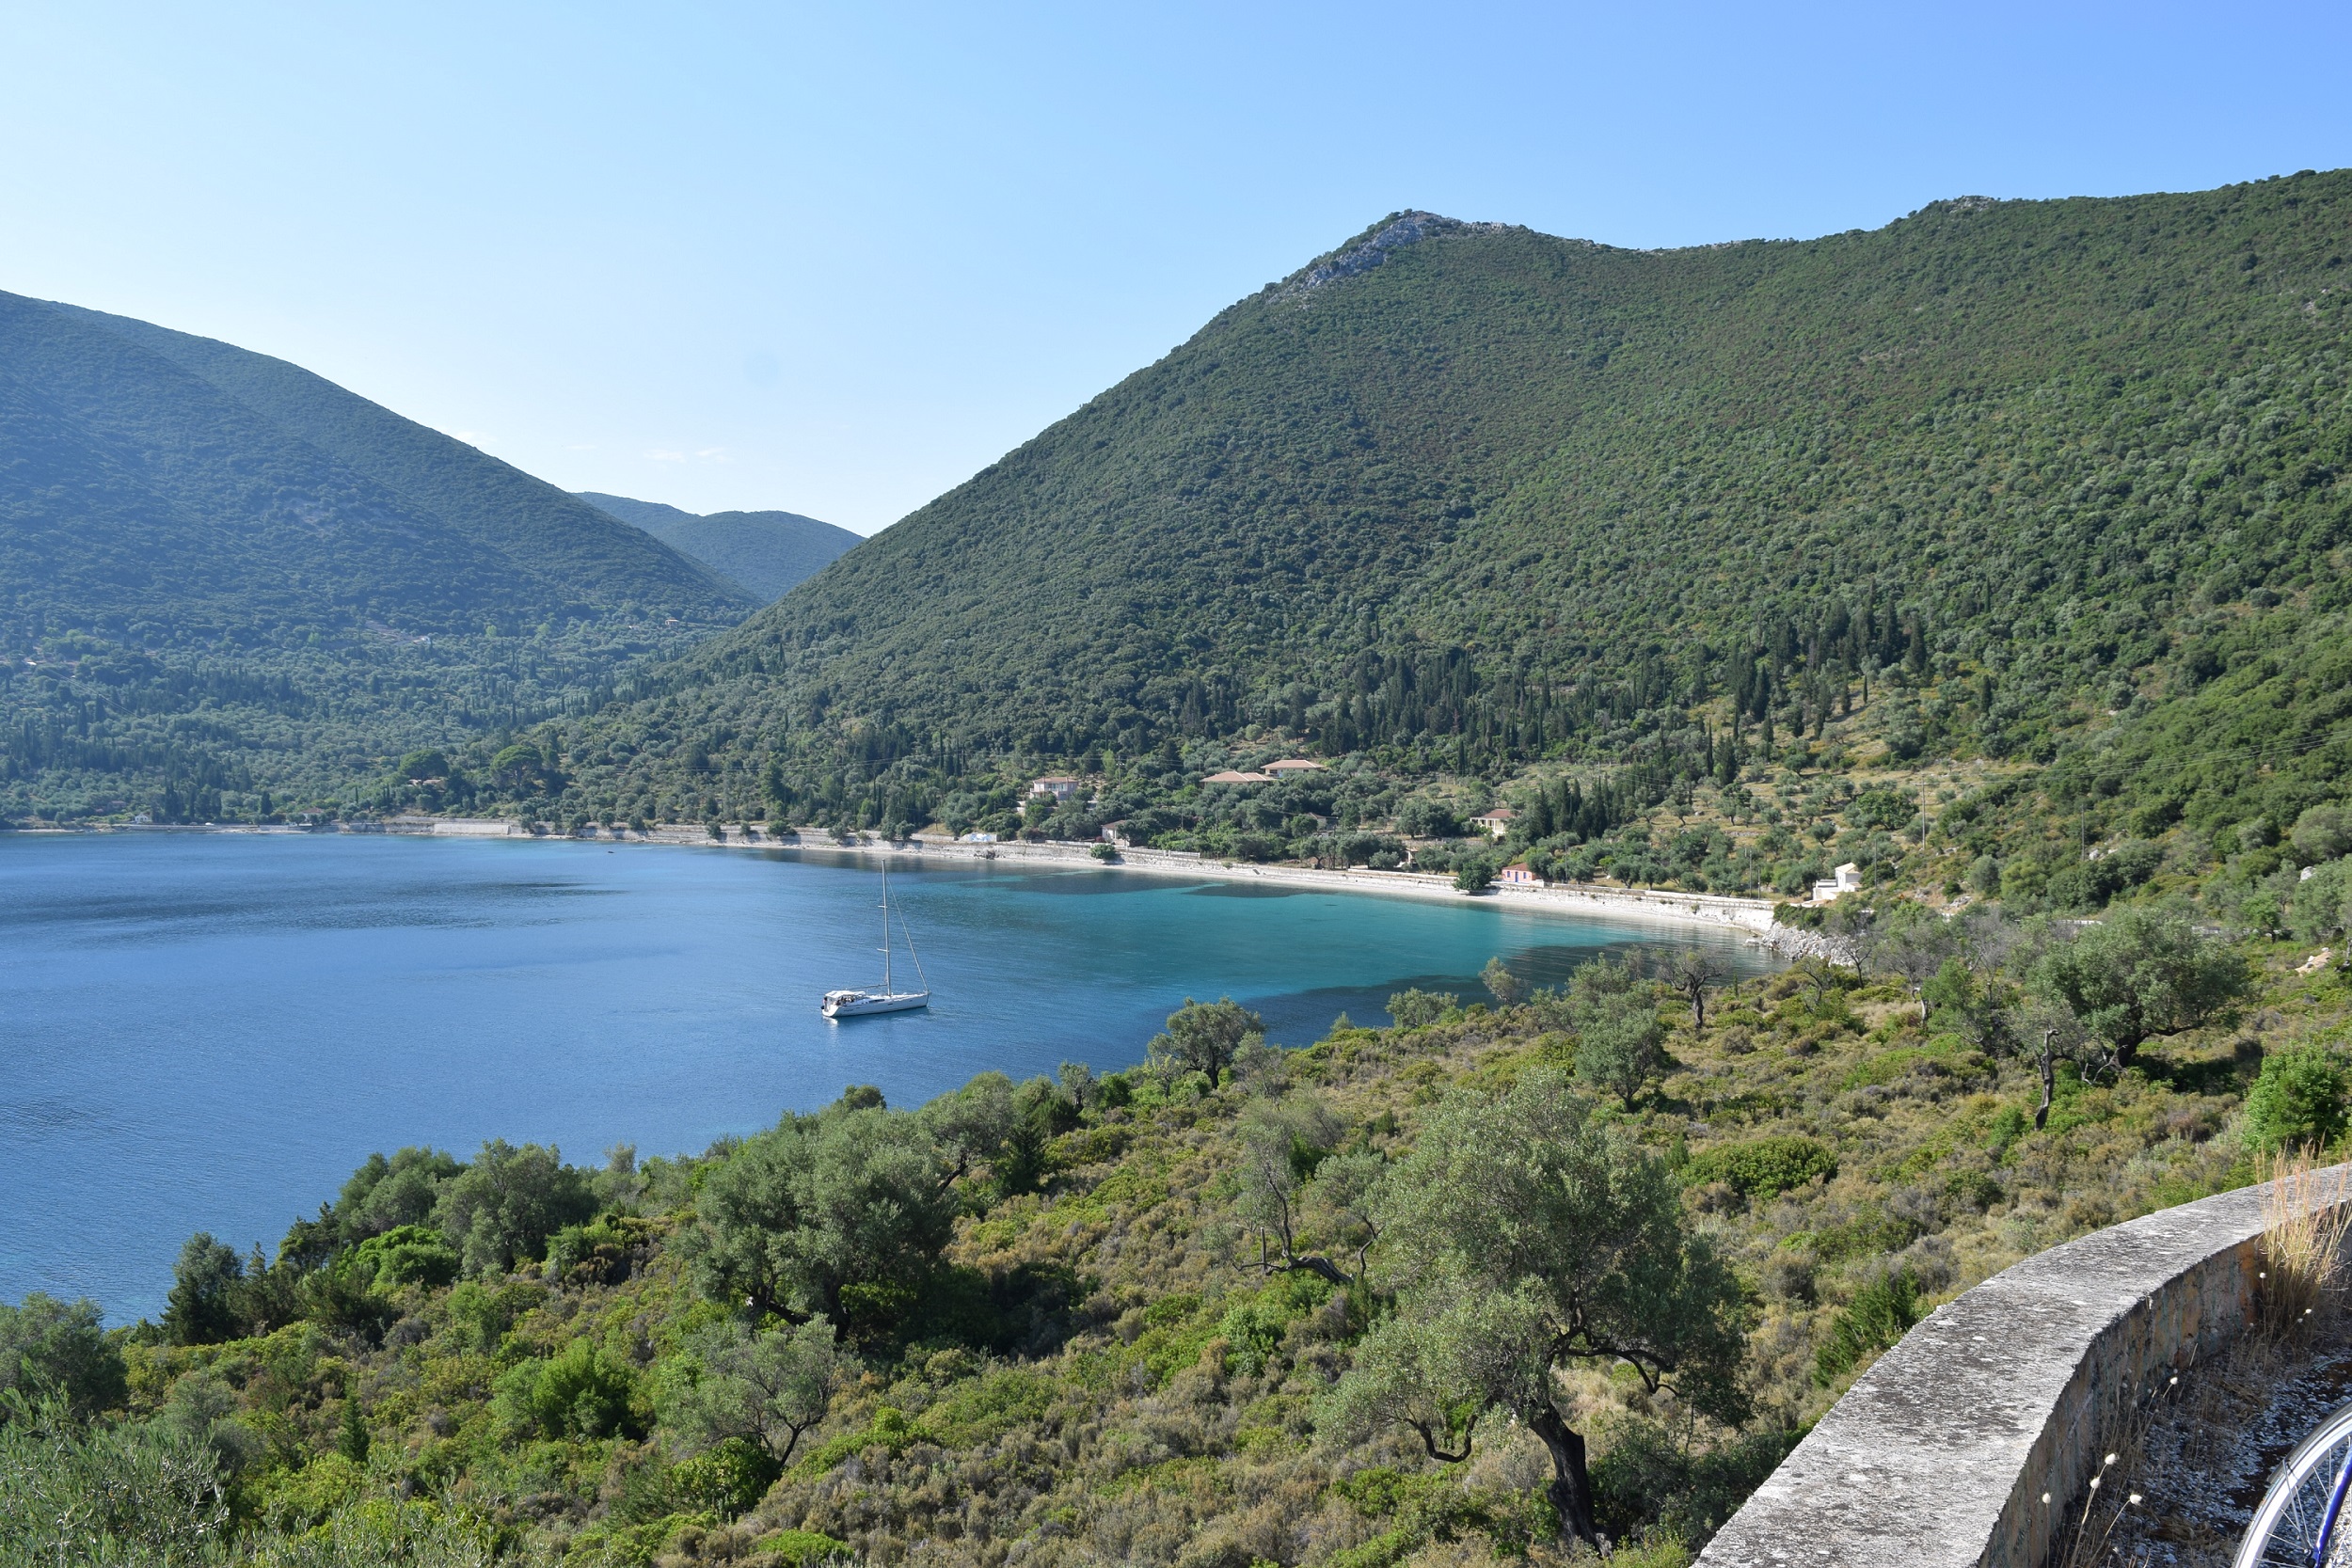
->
<box><xmin>0</xmin><ymin>1294</ymin><xmax>127</xmax><ymax>1419</ymax></box>
<box><xmin>433</xmin><ymin>1142</ymin><xmax>596</xmax><ymax>1277</ymax></box>
<box><xmin>1232</xmin><ymin>1097</ymin><xmax>1348</xmax><ymax>1285</ymax></box>
<box><xmin>678</xmin><ymin>1104</ymin><xmax>955</xmax><ymax>1323</ymax></box>
<box><xmin>2027</xmin><ymin>905</ymin><xmax>2250</xmax><ymax>1066</ymax></box>
<box><xmin>1481</xmin><ymin>958</ymin><xmax>1527</xmax><ymax>1009</ymax></box>
<box><xmin>1565</xmin><ymin>958</ymin><xmax>1663</xmax><ymax>1110</ymax></box>
<box><xmin>1319</xmin><ymin>1067</ymin><xmax>1745</xmax><ymax>1546</ymax></box>
<box><xmin>659</xmin><ymin>1317</ymin><xmax>847</xmax><ymax>1466</ymax></box>
<box><xmin>1147</xmin><ymin>997</ymin><xmax>1264</xmax><ymax>1088</ymax></box>
<box><xmin>1386</xmin><ymin>990</ymin><xmax>1458</xmax><ymax>1029</ymax></box>
<box><xmin>1667</xmin><ymin>949</ymin><xmax>1724</xmax><ymax>1029</ymax></box>
<box><xmin>1867</xmin><ymin>903</ymin><xmax>1967</xmax><ymax>1021</ymax></box>
<box><xmin>916</xmin><ymin>1071</ymin><xmax>1018</xmax><ymax>1184</ymax></box>
<box><xmin>1304</xmin><ymin>1150</ymin><xmax>1385</xmax><ymax>1281</ymax></box>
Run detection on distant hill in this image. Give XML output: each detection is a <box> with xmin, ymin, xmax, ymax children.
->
<box><xmin>576</xmin><ymin>492</ymin><xmax>861</xmax><ymax>600</ymax></box>
<box><xmin>0</xmin><ymin>294</ymin><xmax>754</xmax><ymax>820</ymax></box>
<box><xmin>523</xmin><ymin>172</ymin><xmax>2352</xmax><ymax>875</ymax></box>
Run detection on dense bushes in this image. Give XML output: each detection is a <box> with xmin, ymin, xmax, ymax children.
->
<box><xmin>2244</xmin><ymin>1046</ymin><xmax>2349</xmax><ymax>1152</ymax></box>
<box><xmin>1683</xmin><ymin>1136</ymin><xmax>1838</xmax><ymax>1199</ymax></box>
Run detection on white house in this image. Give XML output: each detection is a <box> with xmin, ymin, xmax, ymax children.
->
<box><xmin>1029</xmin><ymin>776</ymin><xmax>1082</xmax><ymax>803</ymax></box>
<box><xmin>1469</xmin><ymin>807</ymin><xmax>1518</xmax><ymax>840</ymax></box>
<box><xmin>1811</xmin><ymin>862</ymin><xmax>1865</xmax><ymax>903</ymax></box>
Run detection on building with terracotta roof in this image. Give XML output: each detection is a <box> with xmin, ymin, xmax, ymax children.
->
<box><xmin>1497</xmin><ymin>861</ymin><xmax>1542</xmax><ymax>886</ymax></box>
<box><xmin>1203</xmin><ymin>770</ymin><xmax>1275</xmax><ymax>785</ymax></box>
<box><xmin>1468</xmin><ymin>806</ymin><xmax>1518</xmax><ymax>839</ymax></box>
<box><xmin>1264</xmin><ymin>758</ymin><xmax>1327</xmax><ymax>773</ymax></box>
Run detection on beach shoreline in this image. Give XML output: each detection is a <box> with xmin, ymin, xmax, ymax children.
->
<box><xmin>444</xmin><ymin>818</ymin><xmax>1783</xmax><ymax>942</ymax></box>
<box><xmin>30</xmin><ymin>817</ymin><xmax>1790</xmax><ymax>946</ymax></box>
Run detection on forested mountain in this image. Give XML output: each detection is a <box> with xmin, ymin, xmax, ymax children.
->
<box><xmin>0</xmin><ymin>295</ymin><xmax>753</xmax><ymax>820</ymax></box>
<box><xmin>577</xmin><ymin>492</ymin><xmax>861</xmax><ymax>601</ymax></box>
<box><xmin>513</xmin><ymin>172</ymin><xmax>2352</xmax><ymax>903</ymax></box>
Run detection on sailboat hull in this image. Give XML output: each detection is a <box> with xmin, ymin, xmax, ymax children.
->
<box><xmin>821</xmin><ymin>990</ymin><xmax>930</xmax><ymax>1018</ymax></box>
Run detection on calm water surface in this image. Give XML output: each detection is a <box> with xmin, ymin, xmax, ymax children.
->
<box><xmin>0</xmin><ymin>832</ymin><xmax>1772</xmax><ymax>1318</ymax></box>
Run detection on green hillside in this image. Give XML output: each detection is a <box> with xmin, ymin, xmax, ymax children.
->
<box><xmin>0</xmin><ymin>294</ymin><xmax>753</xmax><ymax>821</ymax></box>
<box><xmin>577</xmin><ymin>492</ymin><xmax>862</xmax><ymax>601</ymax></box>
<box><xmin>492</xmin><ymin>173</ymin><xmax>2352</xmax><ymax>911</ymax></box>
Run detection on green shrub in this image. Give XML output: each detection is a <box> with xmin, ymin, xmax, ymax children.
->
<box><xmin>348</xmin><ymin>1224</ymin><xmax>458</xmax><ymax>1290</ymax></box>
<box><xmin>1331</xmin><ymin>1466</ymin><xmax>1554</xmax><ymax>1561</ymax></box>
<box><xmin>1682</xmin><ymin>1136</ymin><xmax>1837</xmax><ymax>1199</ymax></box>
<box><xmin>1591</xmin><ymin>1415</ymin><xmax>1797</xmax><ymax>1550</ymax></box>
<box><xmin>764</xmin><ymin>1529</ymin><xmax>851</xmax><ymax>1567</ymax></box>
<box><xmin>1814</xmin><ymin>1270</ymin><xmax>1922</xmax><ymax>1384</ymax></box>
<box><xmin>494</xmin><ymin>1337</ymin><xmax>644</xmax><ymax>1440</ymax></box>
<box><xmin>1217</xmin><ymin>1302</ymin><xmax>1283</xmax><ymax>1377</ymax></box>
<box><xmin>918</xmin><ymin>1368</ymin><xmax>1055</xmax><ymax>1449</ymax></box>
<box><xmin>2244</xmin><ymin>1046</ymin><xmax>2349</xmax><ymax>1152</ymax></box>
<box><xmin>669</xmin><ymin>1436</ymin><xmax>778</xmax><ymax>1518</ymax></box>
<box><xmin>798</xmin><ymin>1405</ymin><xmax>914</xmax><ymax>1474</ymax></box>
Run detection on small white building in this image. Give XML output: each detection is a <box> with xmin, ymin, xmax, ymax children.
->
<box><xmin>1028</xmin><ymin>776</ymin><xmax>1082</xmax><ymax>803</ymax></box>
<box><xmin>1811</xmin><ymin>862</ymin><xmax>1865</xmax><ymax>903</ymax></box>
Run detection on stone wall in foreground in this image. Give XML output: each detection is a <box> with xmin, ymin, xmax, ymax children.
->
<box><xmin>1700</xmin><ymin>1170</ymin><xmax>2350</xmax><ymax>1567</ymax></box>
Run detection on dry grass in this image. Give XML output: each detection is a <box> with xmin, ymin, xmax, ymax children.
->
<box><xmin>2257</xmin><ymin>1149</ymin><xmax>2352</xmax><ymax>1337</ymax></box>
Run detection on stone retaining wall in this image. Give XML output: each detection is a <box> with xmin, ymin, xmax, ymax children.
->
<box><xmin>1700</xmin><ymin>1170</ymin><xmax>2350</xmax><ymax>1567</ymax></box>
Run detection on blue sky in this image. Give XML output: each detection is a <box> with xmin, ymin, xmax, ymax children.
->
<box><xmin>3</xmin><ymin>3</ymin><xmax>2346</xmax><ymax>533</ymax></box>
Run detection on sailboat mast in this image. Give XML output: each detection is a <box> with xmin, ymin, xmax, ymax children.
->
<box><xmin>881</xmin><ymin>861</ymin><xmax>892</xmax><ymax>992</ymax></box>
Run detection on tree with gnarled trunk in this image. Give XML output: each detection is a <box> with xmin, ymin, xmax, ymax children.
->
<box><xmin>1232</xmin><ymin>1096</ymin><xmax>1353</xmax><ymax>1286</ymax></box>
<box><xmin>1668</xmin><ymin>949</ymin><xmax>1723</xmax><ymax>1029</ymax></box>
<box><xmin>1147</xmin><ymin>997</ymin><xmax>1264</xmax><ymax>1088</ymax></box>
<box><xmin>659</xmin><ymin>1316</ymin><xmax>847</xmax><ymax>1466</ymax></box>
<box><xmin>2026</xmin><ymin>904</ymin><xmax>2251</xmax><ymax>1067</ymax></box>
<box><xmin>1316</xmin><ymin>1067</ymin><xmax>1747</xmax><ymax>1547</ymax></box>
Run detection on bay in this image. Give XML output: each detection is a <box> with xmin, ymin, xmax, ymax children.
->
<box><xmin>0</xmin><ymin>832</ymin><xmax>1772</xmax><ymax>1319</ymax></box>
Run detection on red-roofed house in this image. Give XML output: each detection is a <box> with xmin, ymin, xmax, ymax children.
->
<box><xmin>1469</xmin><ymin>807</ymin><xmax>1518</xmax><ymax>840</ymax></box>
<box><xmin>1203</xmin><ymin>770</ymin><xmax>1274</xmax><ymax>785</ymax></box>
<box><xmin>1497</xmin><ymin>862</ymin><xmax>1542</xmax><ymax>887</ymax></box>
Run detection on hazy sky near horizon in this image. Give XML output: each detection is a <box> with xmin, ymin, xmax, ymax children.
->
<box><xmin>4</xmin><ymin>4</ymin><xmax>2347</xmax><ymax>534</ymax></box>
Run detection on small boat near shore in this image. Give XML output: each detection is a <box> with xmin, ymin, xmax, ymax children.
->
<box><xmin>821</xmin><ymin>860</ymin><xmax>930</xmax><ymax>1018</ymax></box>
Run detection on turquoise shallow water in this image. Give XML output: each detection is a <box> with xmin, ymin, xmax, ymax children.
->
<box><xmin>0</xmin><ymin>832</ymin><xmax>1772</xmax><ymax>1319</ymax></box>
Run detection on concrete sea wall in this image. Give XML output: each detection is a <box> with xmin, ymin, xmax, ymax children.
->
<box><xmin>1700</xmin><ymin>1170</ymin><xmax>2352</xmax><ymax>1567</ymax></box>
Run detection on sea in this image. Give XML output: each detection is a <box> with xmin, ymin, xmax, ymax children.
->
<box><xmin>0</xmin><ymin>832</ymin><xmax>1774</xmax><ymax>1320</ymax></box>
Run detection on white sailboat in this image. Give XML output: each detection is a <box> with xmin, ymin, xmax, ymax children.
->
<box><xmin>820</xmin><ymin>860</ymin><xmax>930</xmax><ymax>1018</ymax></box>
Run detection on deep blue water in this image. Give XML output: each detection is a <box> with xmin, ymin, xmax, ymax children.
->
<box><xmin>0</xmin><ymin>832</ymin><xmax>1772</xmax><ymax>1319</ymax></box>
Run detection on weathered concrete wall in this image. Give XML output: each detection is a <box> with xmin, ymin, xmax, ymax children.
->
<box><xmin>1700</xmin><ymin>1171</ymin><xmax>2349</xmax><ymax>1567</ymax></box>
